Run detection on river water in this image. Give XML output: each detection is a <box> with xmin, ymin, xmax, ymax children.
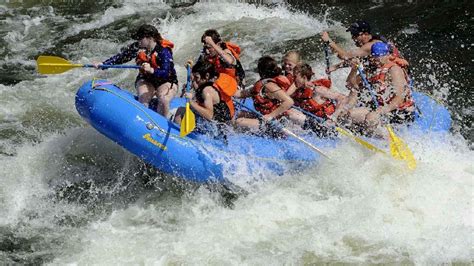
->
<box><xmin>0</xmin><ymin>0</ymin><xmax>472</xmax><ymax>264</ymax></box>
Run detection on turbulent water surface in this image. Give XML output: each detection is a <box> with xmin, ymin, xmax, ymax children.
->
<box><xmin>0</xmin><ymin>0</ymin><xmax>472</xmax><ymax>264</ymax></box>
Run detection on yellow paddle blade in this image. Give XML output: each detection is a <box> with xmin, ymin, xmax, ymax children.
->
<box><xmin>180</xmin><ymin>103</ymin><xmax>195</xmax><ymax>137</ymax></box>
<box><xmin>335</xmin><ymin>127</ymin><xmax>386</xmax><ymax>154</ymax></box>
<box><xmin>37</xmin><ymin>55</ymin><xmax>84</xmax><ymax>74</ymax></box>
<box><xmin>386</xmin><ymin>126</ymin><xmax>417</xmax><ymax>170</ymax></box>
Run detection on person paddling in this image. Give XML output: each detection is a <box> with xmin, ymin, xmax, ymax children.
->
<box><xmin>321</xmin><ymin>21</ymin><xmax>404</xmax><ymax>119</ymax></box>
<box><xmin>94</xmin><ymin>24</ymin><xmax>178</xmax><ymax>118</ymax></box>
<box><xmin>321</xmin><ymin>21</ymin><xmax>384</xmax><ymax>89</ymax></box>
<box><xmin>233</xmin><ymin>56</ymin><xmax>295</xmax><ymax>136</ymax></box>
<box><xmin>321</xmin><ymin>21</ymin><xmax>384</xmax><ymax>61</ymax></box>
<box><xmin>288</xmin><ymin>63</ymin><xmax>347</xmax><ymax>136</ymax></box>
<box><xmin>174</xmin><ymin>62</ymin><xmax>237</xmax><ymax>125</ymax></box>
<box><xmin>343</xmin><ymin>42</ymin><xmax>415</xmax><ymax>135</ymax></box>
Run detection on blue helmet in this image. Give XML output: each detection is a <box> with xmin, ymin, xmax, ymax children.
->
<box><xmin>371</xmin><ymin>42</ymin><xmax>390</xmax><ymax>57</ymax></box>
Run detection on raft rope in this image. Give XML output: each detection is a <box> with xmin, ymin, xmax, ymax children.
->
<box><xmin>89</xmin><ymin>79</ymin><xmax>307</xmax><ymax>163</ymax></box>
<box><xmin>91</xmin><ymin>78</ymin><xmax>184</xmax><ymax>139</ymax></box>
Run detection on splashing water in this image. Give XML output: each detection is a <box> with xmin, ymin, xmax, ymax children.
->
<box><xmin>0</xmin><ymin>1</ymin><xmax>472</xmax><ymax>264</ymax></box>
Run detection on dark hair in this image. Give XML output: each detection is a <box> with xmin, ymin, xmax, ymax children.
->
<box><xmin>293</xmin><ymin>63</ymin><xmax>314</xmax><ymax>79</ymax></box>
<box><xmin>192</xmin><ymin>61</ymin><xmax>218</xmax><ymax>80</ymax></box>
<box><xmin>132</xmin><ymin>24</ymin><xmax>163</xmax><ymax>42</ymax></box>
<box><xmin>257</xmin><ymin>56</ymin><xmax>282</xmax><ymax>79</ymax></box>
<box><xmin>201</xmin><ymin>29</ymin><xmax>222</xmax><ymax>44</ymax></box>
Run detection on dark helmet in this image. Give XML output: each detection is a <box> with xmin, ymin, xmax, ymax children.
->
<box><xmin>346</xmin><ymin>20</ymin><xmax>371</xmax><ymax>36</ymax></box>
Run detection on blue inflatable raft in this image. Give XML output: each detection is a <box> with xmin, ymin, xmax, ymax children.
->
<box><xmin>75</xmin><ymin>80</ymin><xmax>451</xmax><ymax>183</ymax></box>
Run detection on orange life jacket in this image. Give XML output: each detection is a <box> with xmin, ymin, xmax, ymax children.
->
<box><xmin>207</xmin><ymin>42</ymin><xmax>241</xmax><ymax>79</ymax></box>
<box><xmin>225</xmin><ymin>42</ymin><xmax>241</xmax><ymax>61</ymax></box>
<box><xmin>252</xmin><ymin>75</ymin><xmax>291</xmax><ymax>115</ymax></box>
<box><xmin>196</xmin><ymin>73</ymin><xmax>237</xmax><ymax>120</ymax></box>
<box><xmin>136</xmin><ymin>39</ymin><xmax>174</xmax><ymax>70</ymax></box>
<box><xmin>292</xmin><ymin>78</ymin><xmax>335</xmax><ymax>119</ymax></box>
<box><xmin>213</xmin><ymin>73</ymin><xmax>237</xmax><ymax>118</ymax></box>
<box><xmin>369</xmin><ymin>57</ymin><xmax>414</xmax><ymax>110</ymax></box>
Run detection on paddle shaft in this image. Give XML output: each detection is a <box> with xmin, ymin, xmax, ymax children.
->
<box><xmin>234</xmin><ymin>101</ymin><xmax>330</xmax><ymax>159</ymax></box>
<box><xmin>179</xmin><ymin>64</ymin><xmax>196</xmax><ymax>137</ymax></box>
<box><xmin>183</xmin><ymin>64</ymin><xmax>192</xmax><ymax>125</ymax></box>
<box><xmin>323</xmin><ymin>42</ymin><xmax>331</xmax><ymax>80</ymax></box>
<box><xmin>359</xmin><ymin>62</ymin><xmax>415</xmax><ymax>105</ymax></box>
<box><xmin>292</xmin><ymin>105</ymin><xmax>324</xmax><ymax>124</ymax></box>
<box><xmin>37</xmin><ymin>55</ymin><xmax>141</xmax><ymax>74</ymax></box>
<box><xmin>357</xmin><ymin>65</ymin><xmax>379</xmax><ymax>108</ymax></box>
<box><xmin>84</xmin><ymin>64</ymin><xmax>140</xmax><ymax>69</ymax></box>
<box><xmin>186</xmin><ymin>65</ymin><xmax>192</xmax><ymax>92</ymax></box>
<box><xmin>292</xmin><ymin>105</ymin><xmax>386</xmax><ymax>153</ymax></box>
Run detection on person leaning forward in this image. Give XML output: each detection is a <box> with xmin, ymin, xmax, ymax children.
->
<box><xmin>320</xmin><ymin>21</ymin><xmax>394</xmax><ymax>121</ymax></box>
<box><xmin>344</xmin><ymin>42</ymin><xmax>415</xmax><ymax>136</ymax></box>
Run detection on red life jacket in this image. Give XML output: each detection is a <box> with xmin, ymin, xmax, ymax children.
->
<box><xmin>285</xmin><ymin>72</ymin><xmax>294</xmax><ymax>84</ymax></box>
<box><xmin>369</xmin><ymin>57</ymin><xmax>414</xmax><ymax>110</ymax></box>
<box><xmin>292</xmin><ymin>78</ymin><xmax>335</xmax><ymax>119</ymax></box>
<box><xmin>136</xmin><ymin>39</ymin><xmax>174</xmax><ymax>71</ymax></box>
<box><xmin>251</xmin><ymin>75</ymin><xmax>291</xmax><ymax>115</ymax></box>
<box><xmin>196</xmin><ymin>73</ymin><xmax>237</xmax><ymax>120</ymax></box>
<box><xmin>207</xmin><ymin>42</ymin><xmax>241</xmax><ymax>79</ymax></box>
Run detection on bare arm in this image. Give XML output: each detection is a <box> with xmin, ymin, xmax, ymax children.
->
<box><xmin>327</xmin><ymin>41</ymin><xmax>352</xmax><ymax>60</ymax></box>
<box><xmin>377</xmin><ymin>66</ymin><xmax>407</xmax><ymax>114</ymax></box>
<box><xmin>265</xmin><ymin>82</ymin><xmax>294</xmax><ymax>120</ymax></box>
<box><xmin>327</xmin><ymin>60</ymin><xmax>350</xmax><ymax>73</ymax></box>
<box><xmin>323</xmin><ymin>66</ymin><xmax>361</xmax><ymax>120</ymax></box>
<box><xmin>313</xmin><ymin>86</ymin><xmax>348</xmax><ymax>119</ymax></box>
<box><xmin>189</xmin><ymin>86</ymin><xmax>219</xmax><ymax>121</ymax></box>
<box><xmin>343</xmin><ymin>42</ymin><xmax>372</xmax><ymax>58</ymax></box>
<box><xmin>314</xmin><ymin>86</ymin><xmax>346</xmax><ymax>103</ymax></box>
<box><xmin>204</xmin><ymin>36</ymin><xmax>236</xmax><ymax>65</ymax></box>
<box><xmin>346</xmin><ymin>65</ymin><xmax>359</xmax><ymax>89</ymax></box>
<box><xmin>286</xmin><ymin>82</ymin><xmax>297</xmax><ymax>96</ymax></box>
<box><xmin>339</xmin><ymin>66</ymin><xmax>361</xmax><ymax>109</ymax></box>
<box><xmin>321</xmin><ymin>32</ymin><xmax>372</xmax><ymax>60</ymax></box>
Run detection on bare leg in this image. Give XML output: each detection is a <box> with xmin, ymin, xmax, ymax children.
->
<box><xmin>173</xmin><ymin>107</ymin><xmax>186</xmax><ymax>124</ymax></box>
<box><xmin>364</xmin><ymin>111</ymin><xmax>386</xmax><ymax>137</ymax></box>
<box><xmin>346</xmin><ymin>66</ymin><xmax>359</xmax><ymax>90</ymax></box>
<box><xmin>347</xmin><ymin>107</ymin><xmax>371</xmax><ymax>124</ymax></box>
<box><xmin>285</xmin><ymin>108</ymin><xmax>306</xmax><ymax>126</ymax></box>
<box><xmin>136</xmin><ymin>80</ymin><xmax>156</xmax><ymax>107</ymax></box>
<box><xmin>233</xmin><ymin>111</ymin><xmax>259</xmax><ymax>131</ymax></box>
<box><xmin>235</xmin><ymin>117</ymin><xmax>260</xmax><ymax>130</ymax></box>
<box><xmin>155</xmin><ymin>82</ymin><xmax>178</xmax><ymax>117</ymax></box>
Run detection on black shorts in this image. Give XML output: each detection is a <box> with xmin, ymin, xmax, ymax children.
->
<box><xmin>135</xmin><ymin>74</ymin><xmax>178</xmax><ymax>88</ymax></box>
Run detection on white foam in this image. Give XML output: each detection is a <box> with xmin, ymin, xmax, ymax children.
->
<box><xmin>0</xmin><ymin>2</ymin><xmax>472</xmax><ymax>264</ymax></box>
<box><xmin>51</xmin><ymin>134</ymin><xmax>473</xmax><ymax>264</ymax></box>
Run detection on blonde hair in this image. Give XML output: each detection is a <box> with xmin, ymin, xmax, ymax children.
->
<box><xmin>283</xmin><ymin>50</ymin><xmax>301</xmax><ymax>64</ymax></box>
